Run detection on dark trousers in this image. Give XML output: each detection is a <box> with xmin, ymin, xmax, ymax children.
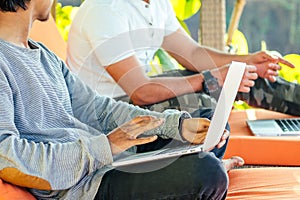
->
<box><xmin>95</xmin><ymin>140</ymin><xmax>228</xmax><ymax>200</ymax></box>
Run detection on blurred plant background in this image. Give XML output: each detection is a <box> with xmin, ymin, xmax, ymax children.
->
<box><xmin>225</xmin><ymin>0</ymin><xmax>300</xmax><ymax>86</ymax></box>
<box><xmin>55</xmin><ymin>3</ymin><xmax>78</xmax><ymax>41</ymax></box>
<box><xmin>56</xmin><ymin>0</ymin><xmax>300</xmax><ymax>109</ymax></box>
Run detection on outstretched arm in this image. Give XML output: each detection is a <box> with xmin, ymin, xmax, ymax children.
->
<box><xmin>162</xmin><ymin>27</ymin><xmax>248</xmax><ymax>71</ymax></box>
<box><xmin>105</xmin><ymin>53</ymin><xmax>258</xmax><ymax>105</ymax></box>
<box><xmin>162</xmin><ymin>28</ymin><xmax>295</xmax><ymax>83</ymax></box>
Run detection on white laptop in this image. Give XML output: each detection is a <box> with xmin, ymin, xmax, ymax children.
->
<box><xmin>112</xmin><ymin>61</ymin><xmax>246</xmax><ymax>167</ymax></box>
<box><xmin>247</xmin><ymin>118</ymin><xmax>300</xmax><ymax>136</ymax></box>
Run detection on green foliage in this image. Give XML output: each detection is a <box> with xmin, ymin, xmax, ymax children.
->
<box><xmin>155</xmin><ymin>49</ymin><xmax>177</xmax><ymax>72</ymax></box>
<box><xmin>233</xmin><ymin>100</ymin><xmax>252</xmax><ymax>110</ymax></box>
<box><xmin>226</xmin><ymin>0</ymin><xmax>300</xmax><ymax>56</ymax></box>
<box><xmin>55</xmin><ymin>3</ymin><xmax>78</xmax><ymax>41</ymax></box>
<box><xmin>170</xmin><ymin>0</ymin><xmax>201</xmax><ymax>20</ymax></box>
<box><xmin>225</xmin><ymin>29</ymin><xmax>249</xmax><ymax>55</ymax></box>
<box><xmin>279</xmin><ymin>54</ymin><xmax>300</xmax><ymax>83</ymax></box>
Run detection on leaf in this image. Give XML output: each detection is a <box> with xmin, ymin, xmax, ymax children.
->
<box><xmin>225</xmin><ymin>29</ymin><xmax>248</xmax><ymax>55</ymax></box>
<box><xmin>171</xmin><ymin>0</ymin><xmax>201</xmax><ymax>21</ymax></box>
<box><xmin>279</xmin><ymin>54</ymin><xmax>300</xmax><ymax>83</ymax></box>
<box><xmin>261</xmin><ymin>40</ymin><xmax>267</xmax><ymax>51</ymax></box>
<box><xmin>155</xmin><ymin>49</ymin><xmax>177</xmax><ymax>72</ymax></box>
<box><xmin>55</xmin><ymin>4</ymin><xmax>78</xmax><ymax>41</ymax></box>
<box><xmin>177</xmin><ymin>18</ymin><xmax>191</xmax><ymax>35</ymax></box>
<box><xmin>233</xmin><ymin>100</ymin><xmax>252</xmax><ymax>110</ymax></box>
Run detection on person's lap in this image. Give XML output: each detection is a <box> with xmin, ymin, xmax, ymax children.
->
<box><xmin>94</xmin><ymin>106</ymin><xmax>229</xmax><ymax>200</ymax></box>
<box><xmin>95</xmin><ymin>151</ymin><xmax>228</xmax><ymax>200</ymax></box>
<box><xmin>97</xmin><ymin>70</ymin><xmax>246</xmax><ymax>199</ymax></box>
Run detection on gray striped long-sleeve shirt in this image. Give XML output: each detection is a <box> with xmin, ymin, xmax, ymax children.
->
<box><xmin>0</xmin><ymin>39</ymin><xmax>186</xmax><ymax>199</ymax></box>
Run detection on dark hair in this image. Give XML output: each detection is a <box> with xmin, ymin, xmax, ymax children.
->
<box><xmin>0</xmin><ymin>0</ymin><xmax>30</xmax><ymax>12</ymax></box>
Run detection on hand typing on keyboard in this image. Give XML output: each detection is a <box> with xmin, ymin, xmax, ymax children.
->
<box><xmin>107</xmin><ymin>116</ymin><xmax>163</xmax><ymax>155</ymax></box>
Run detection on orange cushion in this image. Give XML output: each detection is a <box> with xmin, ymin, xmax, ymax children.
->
<box><xmin>1</xmin><ymin>168</ymin><xmax>299</xmax><ymax>200</ymax></box>
<box><xmin>224</xmin><ymin>109</ymin><xmax>300</xmax><ymax>166</ymax></box>
<box><xmin>0</xmin><ymin>179</ymin><xmax>36</xmax><ymax>200</ymax></box>
<box><xmin>227</xmin><ymin>167</ymin><xmax>300</xmax><ymax>199</ymax></box>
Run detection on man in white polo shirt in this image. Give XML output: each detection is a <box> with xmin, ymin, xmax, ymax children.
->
<box><xmin>67</xmin><ymin>0</ymin><xmax>300</xmax><ymax>116</ymax></box>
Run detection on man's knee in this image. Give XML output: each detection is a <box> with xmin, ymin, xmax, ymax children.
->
<box><xmin>197</xmin><ymin>153</ymin><xmax>229</xmax><ymax>193</ymax></box>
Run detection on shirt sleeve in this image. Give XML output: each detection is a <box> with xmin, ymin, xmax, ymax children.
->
<box><xmin>80</xmin><ymin>5</ymin><xmax>135</xmax><ymax>66</ymax></box>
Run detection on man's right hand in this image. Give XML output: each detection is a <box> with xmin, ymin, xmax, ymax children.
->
<box><xmin>107</xmin><ymin>116</ymin><xmax>164</xmax><ymax>155</ymax></box>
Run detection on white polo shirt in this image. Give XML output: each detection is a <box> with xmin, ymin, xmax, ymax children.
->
<box><xmin>67</xmin><ymin>0</ymin><xmax>180</xmax><ymax>98</ymax></box>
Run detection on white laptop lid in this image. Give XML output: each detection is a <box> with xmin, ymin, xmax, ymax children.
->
<box><xmin>112</xmin><ymin>61</ymin><xmax>246</xmax><ymax>167</ymax></box>
<box><xmin>203</xmin><ymin>61</ymin><xmax>246</xmax><ymax>150</ymax></box>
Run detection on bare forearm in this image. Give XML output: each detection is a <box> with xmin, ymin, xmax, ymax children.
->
<box><xmin>194</xmin><ymin>46</ymin><xmax>250</xmax><ymax>69</ymax></box>
<box><xmin>130</xmin><ymin>74</ymin><xmax>204</xmax><ymax>105</ymax></box>
<box><xmin>162</xmin><ymin>28</ymin><xmax>250</xmax><ymax>72</ymax></box>
<box><xmin>174</xmin><ymin>45</ymin><xmax>250</xmax><ymax>72</ymax></box>
<box><xmin>105</xmin><ymin>55</ymin><xmax>205</xmax><ymax>106</ymax></box>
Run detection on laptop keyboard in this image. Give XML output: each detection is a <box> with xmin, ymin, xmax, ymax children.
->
<box><xmin>275</xmin><ymin>119</ymin><xmax>300</xmax><ymax>132</ymax></box>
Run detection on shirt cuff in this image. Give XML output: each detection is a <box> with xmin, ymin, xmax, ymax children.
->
<box><xmin>177</xmin><ymin>111</ymin><xmax>191</xmax><ymax>142</ymax></box>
